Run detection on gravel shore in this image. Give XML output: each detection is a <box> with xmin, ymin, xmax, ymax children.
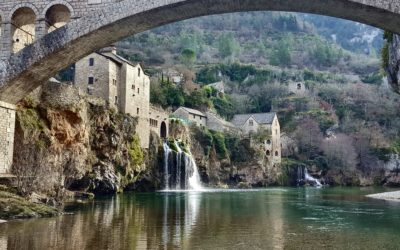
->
<box><xmin>366</xmin><ymin>191</ymin><xmax>400</xmax><ymax>202</ymax></box>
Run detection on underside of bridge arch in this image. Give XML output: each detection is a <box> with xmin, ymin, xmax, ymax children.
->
<box><xmin>45</xmin><ymin>4</ymin><xmax>71</xmax><ymax>33</ymax></box>
<box><xmin>0</xmin><ymin>0</ymin><xmax>400</xmax><ymax>104</ymax></box>
<box><xmin>11</xmin><ymin>7</ymin><xmax>36</xmax><ymax>54</ymax></box>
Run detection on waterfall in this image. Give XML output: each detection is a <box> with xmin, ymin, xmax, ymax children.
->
<box><xmin>297</xmin><ymin>166</ymin><xmax>323</xmax><ymax>187</ymax></box>
<box><xmin>162</xmin><ymin>141</ymin><xmax>203</xmax><ymax>191</ymax></box>
<box><xmin>163</xmin><ymin>143</ymin><xmax>172</xmax><ymax>190</ymax></box>
<box><xmin>304</xmin><ymin>168</ymin><xmax>323</xmax><ymax>187</ymax></box>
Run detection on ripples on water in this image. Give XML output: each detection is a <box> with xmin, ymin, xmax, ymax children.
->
<box><xmin>0</xmin><ymin>187</ymin><xmax>399</xmax><ymax>250</ymax></box>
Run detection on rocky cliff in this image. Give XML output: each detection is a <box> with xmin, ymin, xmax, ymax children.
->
<box><xmin>385</xmin><ymin>33</ymin><xmax>400</xmax><ymax>93</ymax></box>
<box><xmin>13</xmin><ymin>82</ymin><xmax>157</xmax><ymax>198</ymax></box>
<box><xmin>167</xmin><ymin>121</ymin><xmax>282</xmax><ymax>188</ymax></box>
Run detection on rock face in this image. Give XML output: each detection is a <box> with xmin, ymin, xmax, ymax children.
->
<box><xmin>386</xmin><ymin>34</ymin><xmax>400</xmax><ymax>93</ymax></box>
<box><xmin>13</xmin><ymin>82</ymin><xmax>152</xmax><ymax>197</ymax></box>
<box><xmin>168</xmin><ymin>122</ymin><xmax>282</xmax><ymax>188</ymax></box>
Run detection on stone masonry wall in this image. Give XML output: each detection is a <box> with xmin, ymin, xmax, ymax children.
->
<box><xmin>0</xmin><ymin>101</ymin><xmax>15</xmax><ymax>174</ymax></box>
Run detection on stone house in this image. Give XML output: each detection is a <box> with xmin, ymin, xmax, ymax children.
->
<box><xmin>172</xmin><ymin>107</ymin><xmax>207</xmax><ymax>127</ymax></box>
<box><xmin>206</xmin><ymin>81</ymin><xmax>225</xmax><ymax>94</ymax></box>
<box><xmin>288</xmin><ymin>82</ymin><xmax>307</xmax><ymax>96</ymax></box>
<box><xmin>74</xmin><ymin>46</ymin><xmax>151</xmax><ymax>148</ymax></box>
<box><xmin>205</xmin><ymin>111</ymin><xmax>237</xmax><ymax>134</ymax></box>
<box><xmin>149</xmin><ymin>105</ymin><xmax>170</xmax><ymax>138</ymax></box>
<box><xmin>231</xmin><ymin>113</ymin><xmax>281</xmax><ymax>164</ymax></box>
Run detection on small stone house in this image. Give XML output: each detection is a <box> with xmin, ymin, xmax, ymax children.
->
<box><xmin>172</xmin><ymin>107</ymin><xmax>207</xmax><ymax>127</ymax></box>
<box><xmin>206</xmin><ymin>81</ymin><xmax>225</xmax><ymax>94</ymax></box>
<box><xmin>231</xmin><ymin>113</ymin><xmax>281</xmax><ymax>164</ymax></box>
<box><xmin>288</xmin><ymin>82</ymin><xmax>307</xmax><ymax>96</ymax></box>
<box><xmin>205</xmin><ymin>111</ymin><xmax>237</xmax><ymax>134</ymax></box>
<box><xmin>149</xmin><ymin>105</ymin><xmax>170</xmax><ymax>138</ymax></box>
<box><xmin>74</xmin><ymin>46</ymin><xmax>151</xmax><ymax>148</ymax></box>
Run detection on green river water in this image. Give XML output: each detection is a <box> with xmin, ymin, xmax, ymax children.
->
<box><xmin>0</xmin><ymin>187</ymin><xmax>399</xmax><ymax>250</ymax></box>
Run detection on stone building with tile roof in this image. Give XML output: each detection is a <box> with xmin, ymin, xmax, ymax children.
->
<box><xmin>232</xmin><ymin>112</ymin><xmax>281</xmax><ymax>164</ymax></box>
<box><xmin>74</xmin><ymin>46</ymin><xmax>151</xmax><ymax>148</ymax></box>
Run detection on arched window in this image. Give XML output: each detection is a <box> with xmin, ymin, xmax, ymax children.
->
<box><xmin>11</xmin><ymin>7</ymin><xmax>36</xmax><ymax>53</ymax></box>
<box><xmin>160</xmin><ymin>121</ymin><xmax>167</xmax><ymax>138</ymax></box>
<box><xmin>45</xmin><ymin>4</ymin><xmax>71</xmax><ymax>33</ymax></box>
<box><xmin>275</xmin><ymin>151</ymin><xmax>279</xmax><ymax>156</ymax></box>
<box><xmin>266</xmin><ymin>150</ymin><xmax>270</xmax><ymax>156</ymax></box>
<box><xmin>266</xmin><ymin>139</ymin><xmax>271</xmax><ymax>145</ymax></box>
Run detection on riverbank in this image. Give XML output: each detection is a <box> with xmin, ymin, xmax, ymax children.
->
<box><xmin>0</xmin><ymin>189</ymin><xmax>58</xmax><ymax>220</ymax></box>
<box><xmin>366</xmin><ymin>190</ymin><xmax>400</xmax><ymax>202</ymax></box>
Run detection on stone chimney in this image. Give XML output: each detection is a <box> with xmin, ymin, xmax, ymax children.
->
<box><xmin>99</xmin><ymin>45</ymin><xmax>117</xmax><ymax>55</ymax></box>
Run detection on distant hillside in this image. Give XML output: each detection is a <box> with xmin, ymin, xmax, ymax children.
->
<box><xmin>117</xmin><ymin>12</ymin><xmax>381</xmax><ymax>76</ymax></box>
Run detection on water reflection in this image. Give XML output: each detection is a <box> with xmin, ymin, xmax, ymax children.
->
<box><xmin>0</xmin><ymin>188</ymin><xmax>400</xmax><ymax>249</ymax></box>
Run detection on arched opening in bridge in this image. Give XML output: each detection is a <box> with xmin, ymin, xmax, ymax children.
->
<box><xmin>45</xmin><ymin>4</ymin><xmax>71</xmax><ymax>33</ymax></box>
<box><xmin>11</xmin><ymin>7</ymin><xmax>36</xmax><ymax>53</ymax></box>
<box><xmin>160</xmin><ymin>121</ymin><xmax>167</xmax><ymax>138</ymax></box>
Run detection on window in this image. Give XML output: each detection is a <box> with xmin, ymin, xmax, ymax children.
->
<box><xmin>89</xmin><ymin>58</ymin><xmax>94</xmax><ymax>66</ymax></box>
<box><xmin>275</xmin><ymin>151</ymin><xmax>279</xmax><ymax>156</ymax></box>
<box><xmin>193</xmin><ymin>115</ymin><xmax>195</xmax><ymax>119</ymax></box>
<box><xmin>114</xmin><ymin>96</ymin><xmax>118</xmax><ymax>105</ymax></box>
<box><xmin>88</xmin><ymin>77</ymin><xmax>94</xmax><ymax>85</ymax></box>
<box><xmin>266</xmin><ymin>150</ymin><xmax>270</xmax><ymax>156</ymax></box>
<box><xmin>267</xmin><ymin>140</ymin><xmax>271</xmax><ymax>145</ymax></box>
<box><xmin>112</xmin><ymin>79</ymin><xmax>117</xmax><ymax>85</ymax></box>
<box><xmin>137</xmin><ymin>88</ymin><xmax>140</xmax><ymax>94</ymax></box>
<box><xmin>297</xmin><ymin>83</ymin><xmax>301</xmax><ymax>90</ymax></box>
<box><xmin>138</xmin><ymin>68</ymin><xmax>141</xmax><ymax>77</ymax></box>
<box><xmin>132</xmin><ymin>85</ymin><xmax>135</xmax><ymax>90</ymax></box>
<box><xmin>249</xmin><ymin>120</ymin><xmax>254</xmax><ymax>126</ymax></box>
<box><xmin>137</xmin><ymin>108</ymin><xmax>140</xmax><ymax>115</ymax></box>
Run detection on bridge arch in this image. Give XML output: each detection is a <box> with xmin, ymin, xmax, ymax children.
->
<box><xmin>1</xmin><ymin>0</ymin><xmax>400</xmax><ymax>104</ymax></box>
<box><xmin>44</xmin><ymin>4</ymin><xmax>73</xmax><ymax>33</ymax></box>
<box><xmin>10</xmin><ymin>6</ymin><xmax>37</xmax><ymax>53</ymax></box>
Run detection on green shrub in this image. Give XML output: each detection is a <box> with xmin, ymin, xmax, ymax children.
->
<box><xmin>128</xmin><ymin>135</ymin><xmax>144</xmax><ymax>166</ymax></box>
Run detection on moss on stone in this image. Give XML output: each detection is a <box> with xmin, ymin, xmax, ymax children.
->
<box><xmin>0</xmin><ymin>191</ymin><xmax>58</xmax><ymax>220</ymax></box>
<box><xmin>128</xmin><ymin>135</ymin><xmax>144</xmax><ymax>167</ymax></box>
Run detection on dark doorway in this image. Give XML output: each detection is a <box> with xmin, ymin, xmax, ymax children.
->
<box><xmin>160</xmin><ymin>121</ymin><xmax>167</xmax><ymax>138</ymax></box>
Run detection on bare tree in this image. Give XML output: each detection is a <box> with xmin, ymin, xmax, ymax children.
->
<box><xmin>321</xmin><ymin>133</ymin><xmax>357</xmax><ymax>170</ymax></box>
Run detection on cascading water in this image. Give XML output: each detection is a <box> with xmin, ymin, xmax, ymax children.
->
<box><xmin>163</xmin><ymin>142</ymin><xmax>172</xmax><ymax>190</ymax></box>
<box><xmin>297</xmin><ymin>166</ymin><xmax>323</xmax><ymax>187</ymax></box>
<box><xmin>162</xmin><ymin>141</ymin><xmax>203</xmax><ymax>191</ymax></box>
<box><xmin>304</xmin><ymin>168</ymin><xmax>323</xmax><ymax>187</ymax></box>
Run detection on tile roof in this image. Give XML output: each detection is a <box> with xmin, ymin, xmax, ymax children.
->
<box><xmin>231</xmin><ymin>113</ymin><xmax>276</xmax><ymax>126</ymax></box>
<box><xmin>176</xmin><ymin>107</ymin><xmax>206</xmax><ymax>117</ymax></box>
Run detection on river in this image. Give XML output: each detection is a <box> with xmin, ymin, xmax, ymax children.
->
<box><xmin>0</xmin><ymin>187</ymin><xmax>399</xmax><ymax>250</ymax></box>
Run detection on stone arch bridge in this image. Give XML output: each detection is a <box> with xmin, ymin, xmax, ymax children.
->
<box><xmin>0</xmin><ymin>0</ymin><xmax>400</xmax><ymax>173</ymax></box>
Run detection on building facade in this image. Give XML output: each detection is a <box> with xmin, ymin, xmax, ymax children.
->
<box><xmin>172</xmin><ymin>107</ymin><xmax>207</xmax><ymax>127</ymax></box>
<box><xmin>231</xmin><ymin>113</ymin><xmax>281</xmax><ymax>164</ymax></box>
<box><xmin>75</xmin><ymin>47</ymin><xmax>151</xmax><ymax>148</ymax></box>
<box><xmin>149</xmin><ymin>105</ymin><xmax>170</xmax><ymax>138</ymax></box>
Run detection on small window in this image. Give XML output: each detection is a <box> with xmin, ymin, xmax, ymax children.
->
<box><xmin>138</xmin><ymin>68</ymin><xmax>141</xmax><ymax>77</ymax></box>
<box><xmin>266</xmin><ymin>150</ymin><xmax>271</xmax><ymax>156</ymax></box>
<box><xmin>249</xmin><ymin>120</ymin><xmax>254</xmax><ymax>126</ymax></box>
<box><xmin>114</xmin><ymin>96</ymin><xmax>118</xmax><ymax>105</ymax></box>
<box><xmin>267</xmin><ymin>140</ymin><xmax>271</xmax><ymax>145</ymax></box>
<box><xmin>193</xmin><ymin>115</ymin><xmax>195</xmax><ymax>119</ymax></box>
<box><xmin>297</xmin><ymin>83</ymin><xmax>301</xmax><ymax>90</ymax></box>
<box><xmin>275</xmin><ymin>151</ymin><xmax>279</xmax><ymax>156</ymax></box>
<box><xmin>132</xmin><ymin>85</ymin><xmax>135</xmax><ymax>90</ymax></box>
<box><xmin>137</xmin><ymin>88</ymin><xmax>140</xmax><ymax>94</ymax></box>
<box><xmin>112</xmin><ymin>79</ymin><xmax>117</xmax><ymax>85</ymax></box>
<box><xmin>89</xmin><ymin>58</ymin><xmax>94</xmax><ymax>66</ymax></box>
<box><xmin>88</xmin><ymin>77</ymin><xmax>94</xmax><ymax>85</ymax></box>
<box><xmin>137</xmin><ymin>108</ymin><xmax>140</xmax><ymax>115</ymax></box>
